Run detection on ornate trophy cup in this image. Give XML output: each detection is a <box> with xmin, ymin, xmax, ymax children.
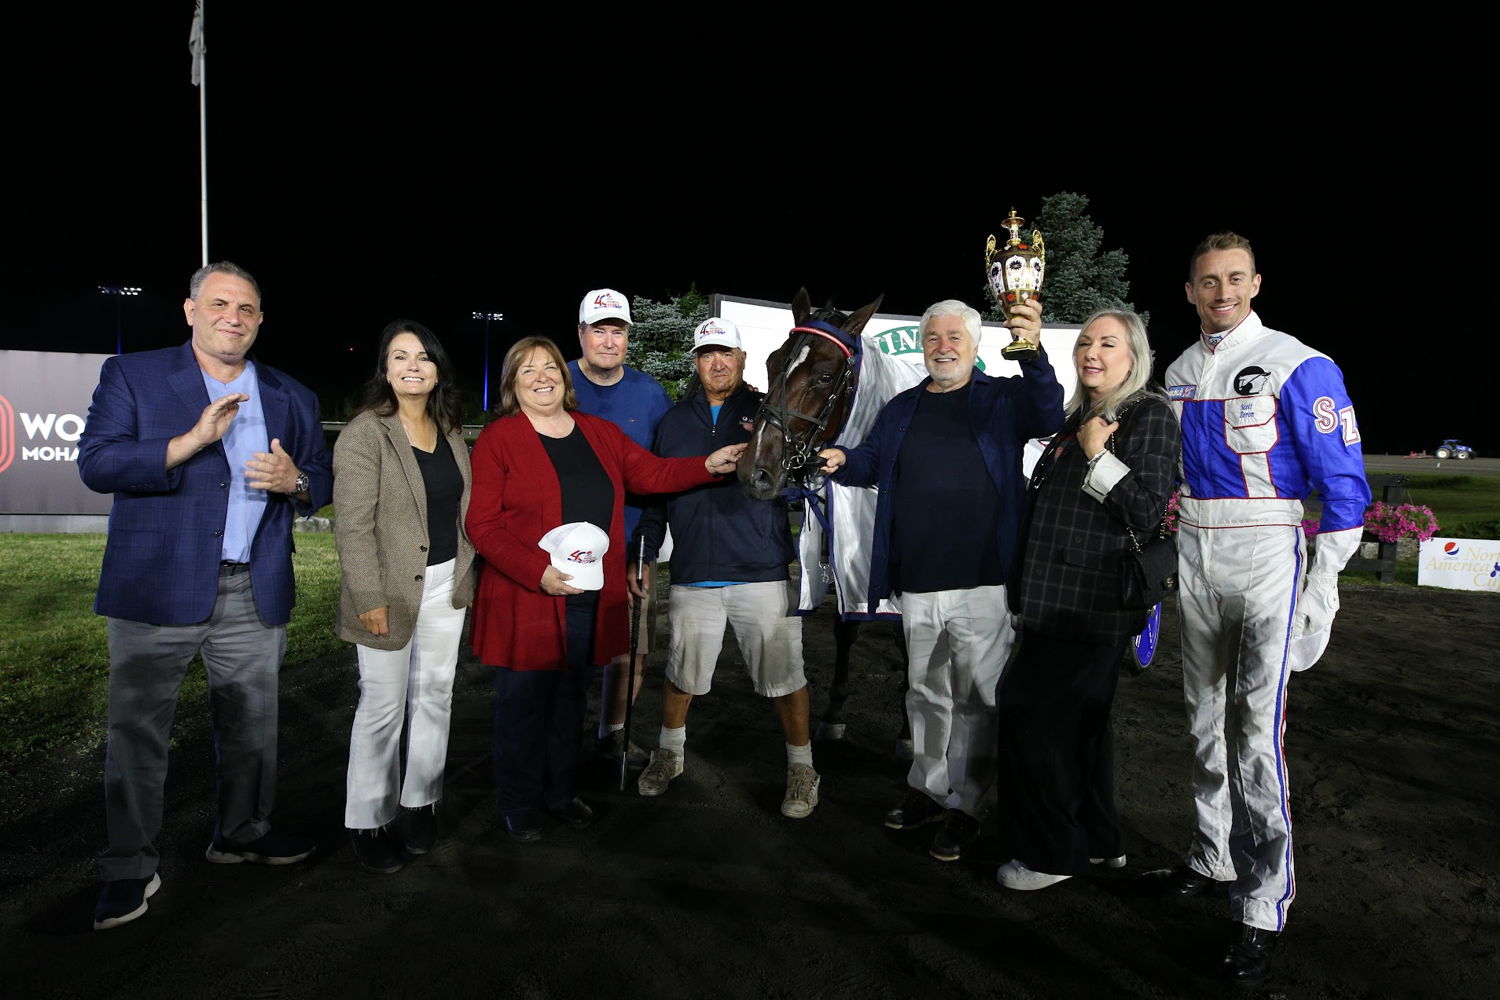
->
<box><xmin>985</xmin><ymin>209</ymin><xmax>1046</xmax><ymax>363</ymax></box>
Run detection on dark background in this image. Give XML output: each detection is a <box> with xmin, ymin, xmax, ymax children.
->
<box><xmin>2</xmin><ymin>9</ymin><xmax>1486</xmax><ymax>453</ymax></box>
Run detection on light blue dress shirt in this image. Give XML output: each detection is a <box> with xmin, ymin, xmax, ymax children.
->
<box><xmin>202</xmin><ymin>363</ymin><xmax>269</xmax><ymax>563</ymax></box>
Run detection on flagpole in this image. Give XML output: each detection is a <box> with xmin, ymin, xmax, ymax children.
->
<box><xmin>192</xmin><ymin>1</ymin><xmax>208</xmax><ymax>265</ymax></box>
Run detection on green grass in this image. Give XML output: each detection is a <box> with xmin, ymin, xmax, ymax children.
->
<box><xmin>3</xmin><ymin>468</ymin><xmax>1498</xmax><ymax>763</ymax></box>
<box><xmin>0</xmin><ymin>533</ymin><xmax>344</xmax><ymax>762</ymax></box>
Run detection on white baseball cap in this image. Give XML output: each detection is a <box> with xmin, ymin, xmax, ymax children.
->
<box><xmin>538</xmin><ymin>521</ymin><xmax>609</xmax><ymax>591</ymax></box>
<box><xmin>693</xmin><ymin>317</ymin><xmax>741</xmax><ymax>351</ymax></box>
<box><xmin>579</xmin><ymin>288</ymin><xmax>632</xmax><ymax>326</ymax></box>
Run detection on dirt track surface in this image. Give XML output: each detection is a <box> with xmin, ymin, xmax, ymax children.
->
<box><xmin>2</xmin><ymin>582</ymin><xmax>1497</xmax><ymax>999</ymax></box>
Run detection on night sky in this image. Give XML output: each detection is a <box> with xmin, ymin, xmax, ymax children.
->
<box><xmin>3</xmin><ymin>9</ymin><xmax>1486</xmax><ymax>454</ymax></box>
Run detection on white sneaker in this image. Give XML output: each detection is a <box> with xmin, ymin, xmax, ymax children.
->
<box><xmin>1090</xmin><ymin>855</ymin><xmax>1127</xmax><ymax>869</ymax></box>
<box><xmin>781</xmin><ymin>763</ymin><xmax>820</xmax><ymax>818</ymax></box>
<box><xmin>997</xmin><ymin>859</ymin><xmax>1072</xmax><ymax>891</ymax></box>
<box><xmin>637</xmin><ymin>748</ymin><xmax>684</xmax><ymax>797</ymax></box>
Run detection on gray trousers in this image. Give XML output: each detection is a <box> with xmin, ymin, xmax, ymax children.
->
<box><xmin>101</xmin><ymin>565</ymin><xmax>286</xmax><ymax>880</ymax></box>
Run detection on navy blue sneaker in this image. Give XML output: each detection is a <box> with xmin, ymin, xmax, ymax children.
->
<box><xmin>205</xmin><ymin>829</ymin><xmax>315</xmax><ymax>865</ymax></box>
<box><xmin>93</xmin><ymin>872</ymin><xmax>161</xmax><ymax>930</ymax></box>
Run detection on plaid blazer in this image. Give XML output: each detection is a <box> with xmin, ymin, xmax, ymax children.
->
<box><xmin>1011</xmin><ymin>392</ymin><xmax>1179</xmax><ymax>643</ymax></box>
<box><xmin>78</xmin><ymin>342</ymin><xmax>332</xmax><ymax>626</ymax></box>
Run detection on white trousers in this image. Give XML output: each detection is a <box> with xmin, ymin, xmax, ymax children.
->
<box><xmin>345</xmin><ymin>559</ymin><xmax>466</xmax><ymax>829</ymax></box>
<box><xmin>1177</xmin><ymin>523</ymin><xmax>1303</xmax><ymax>932</ymax></box>
<box><xmin>900</xmin><ymin>585</ymin><xmax>1013</xmax><ymax>817</ymax></box>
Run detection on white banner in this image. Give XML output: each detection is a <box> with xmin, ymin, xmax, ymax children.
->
<box><xmin>1418</xmin><ymin>537</ymin><xmax>1500</xmax><ymax>594</ymax></box>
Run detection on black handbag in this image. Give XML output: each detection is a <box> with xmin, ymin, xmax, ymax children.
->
<box><xmin>1101</xmin><ymin>400</ymin><xmax>1178</xmax><ymax>609</ymax></box>
<box><xmin>1120</xmin><ymin>524</ymin><xmax>1178</xmax><ymax>609</ymax></box>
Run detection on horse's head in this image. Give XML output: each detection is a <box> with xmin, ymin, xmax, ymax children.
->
<box><xmin>740</xmin><ymin>287</ymin><xmax>883</xmax><ymax>501</ymax></box>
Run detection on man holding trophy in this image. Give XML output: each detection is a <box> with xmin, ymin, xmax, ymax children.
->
<box><xmin>817</xmin><ymin>257</ymin><xmax>1062</xmax><ymax>862</ymax></box>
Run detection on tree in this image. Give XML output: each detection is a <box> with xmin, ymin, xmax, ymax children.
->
<box><xmin>982</xmin><ymin>192</ymin><xmax>1143</xmax><ymax>325</ymax></box>
<box><xmin>626</xmin><ymin>286</ymin><xmax>710</xmax><ymax>399</ymax></box>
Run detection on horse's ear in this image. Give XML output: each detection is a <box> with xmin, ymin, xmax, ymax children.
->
<box><xmin>843</xmin><ymin>294</ymin><xmax>885</xmax><ymax>338</ymax></box>
<box><xmin>765</xmin><ymin>343</ymin><xmax>788</xmax><ymax>383</ymax></box>
<box><xmin>792</xmin><ymin>288</ymin><xmax>812</xmax><ymax>326</ymax></box>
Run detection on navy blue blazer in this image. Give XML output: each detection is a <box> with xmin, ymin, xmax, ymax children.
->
<box><xmin>831</xmin><ymin>356</ymin><xmax>1063</xmax><ymax>608</ymax></box>
<box><xmin>78</xmin><ymin>342</ymin><xmax>333</xmax><ymax>626</ymax></box>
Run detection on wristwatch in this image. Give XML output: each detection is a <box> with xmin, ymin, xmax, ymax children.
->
<box><xmin>290</xmin><ymin>471</ymin><xmax>310</xmax><ymax>495</ymax></box>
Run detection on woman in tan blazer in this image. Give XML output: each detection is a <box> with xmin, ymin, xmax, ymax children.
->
<box><xmin>334</xmin><ymin>319</ymin><xmax>475</xmax><ymax>873</ymax></box>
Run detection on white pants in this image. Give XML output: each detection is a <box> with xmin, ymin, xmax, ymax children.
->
<box><xmin>1177</xmin><ymin>523</ymin><xmax>1303</xmax><ymax>932</ymax></box>
<box><xmin>345</xmin><ymin>559</ymin><xmax>466</xmax><ymax>829</ymax></box>
<box><xmin>900</xmin><ymin>585</ymin><xmax>1013</xmax><ymax>817</ymax></box>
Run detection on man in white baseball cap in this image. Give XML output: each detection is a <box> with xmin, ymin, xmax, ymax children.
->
<box><xmin>568</xmin><ymin>288</ymin><xmax>672</xmax><ymax>769</ymax></box>
<box><xmin>634</xmin><ymin>316</ymin><xmax>820</xmax><ymax>819</ymax></box>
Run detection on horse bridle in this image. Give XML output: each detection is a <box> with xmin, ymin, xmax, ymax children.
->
<box><xmin>754</xmin><ymin>321</ymin><xmax>860</xmax><ymax>477</ymax></box>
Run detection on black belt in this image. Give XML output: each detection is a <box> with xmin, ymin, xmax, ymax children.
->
<box><xmin>220</xmin><ymin>560</ymin><xmax>250</xmax><ymax>574</ymax></box>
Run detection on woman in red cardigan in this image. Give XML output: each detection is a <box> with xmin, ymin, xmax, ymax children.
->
<box><xmin>466</xmin><ymin>336</ymin><xmax>744</xmax><ymax>841</ymax></box>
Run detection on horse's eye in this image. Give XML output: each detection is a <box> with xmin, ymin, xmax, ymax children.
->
<box><xmin>817</xmin><ymin>372</ymin><xmax>834</xmax><ymax>384</ymax></box>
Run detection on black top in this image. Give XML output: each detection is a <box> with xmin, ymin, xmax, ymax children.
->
<box><xmin>539</xmin><ymin>424</ymin><xmax>614</xmax><ymax>606</ymax></box>
<box><xmin>1012</xmin><ymin>393</ymin><xmax>1180</xmax><ymax>642</ymax></box>
<box><xmin>893</xmin><ymin>384</ymin><xmax>1004</xmax><ymax>593</ymax></box>
<box><xmin>412</xmin><ymin>433</ymin><xmax>462</xmax><ymax>566</ymax></box>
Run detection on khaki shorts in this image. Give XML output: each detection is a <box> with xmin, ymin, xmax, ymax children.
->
<box><xmin>665</xmin><ymin>580</ymin><xmax>805</xmax><ymax>698</ymax></box>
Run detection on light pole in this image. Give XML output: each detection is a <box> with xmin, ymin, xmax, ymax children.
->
<box><xmin>98</xmin><ymin>285</ymin><xmax>142</xmax><ymax>354</ymax></box>
<box><xmin>472</xmin><ymin>311</ymin><xmax>504</xmax><ymax>411</ymax></box>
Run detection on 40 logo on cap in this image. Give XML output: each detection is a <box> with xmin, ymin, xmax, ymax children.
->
<box><xmin>538</xmin><ymin>521</ymin><xmax>609</xmax><ymax>591</ymax></box>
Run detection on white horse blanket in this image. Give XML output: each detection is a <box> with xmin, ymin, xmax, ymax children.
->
<box><xmin>795</xmin><ymin>340</ymin><xmax>921</xmax><ymax>619</ymax></box>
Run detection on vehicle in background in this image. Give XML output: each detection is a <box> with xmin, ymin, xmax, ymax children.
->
<box><xmin>1434</xmin><ymin>439</ymin><xmax>1475</xmax><ymax>460</ymax></box>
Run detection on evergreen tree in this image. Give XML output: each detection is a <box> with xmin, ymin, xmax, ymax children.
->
<box><xmin>626</xmin><ymin>286</ymin><xmax>709</xmax><ymax>399</ymax></box>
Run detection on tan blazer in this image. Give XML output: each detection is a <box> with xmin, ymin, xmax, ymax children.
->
<box><xmin>333</xmin><ymin>410</ymin><xmax>476</xmax><ymax>650</ymax></box>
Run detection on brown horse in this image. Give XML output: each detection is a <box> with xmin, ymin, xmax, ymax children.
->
<box><xmin>739</xmin><ymin>289</ymin><xmax>910</xmax><ymax>748</ymax></box>
<box><xmin>738</xmin><ymin>288</ymin><xmax>882</xmax><ymax>502</ymax></box>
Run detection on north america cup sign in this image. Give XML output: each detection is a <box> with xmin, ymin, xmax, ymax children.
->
<box><xmin>0</xmin><ymin>350</ymin><xmax>113</xmax><ymax>518</ymax></box>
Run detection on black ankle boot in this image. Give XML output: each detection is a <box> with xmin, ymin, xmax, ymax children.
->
<box><xmin>348</xmin><ymin>827</ymin><xmax>403</xmax><ymax>873</ymax></box>
<box><xmin>403</xmin><ymin>804</ymin><xmax>439</xmax><ymax>855</ymax></box>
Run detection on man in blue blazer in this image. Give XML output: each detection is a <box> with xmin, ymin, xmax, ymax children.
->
<box><xmin>819</xmin><ymin>298</ymin><xmax>1061</xmax><ymax>862</ymax></box>
<box><xmin>78</xmin><ymin>262</ymin><xmax>332</xmax><ymax>930</ymax></box>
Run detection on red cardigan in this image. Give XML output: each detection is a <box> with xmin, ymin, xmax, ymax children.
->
<box><xmin>466</xmin><ymin>410</ymin><xmax>716</xmax><ymax>670</ymax></box>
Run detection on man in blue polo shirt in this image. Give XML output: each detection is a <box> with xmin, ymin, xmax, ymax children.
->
<box><xmin>567</xmin><ymin>288</ymin><xmax>672</xmax><ymax>768</ymax></box>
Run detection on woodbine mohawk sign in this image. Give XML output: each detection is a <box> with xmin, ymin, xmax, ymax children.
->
<box><xmin>0</xmin><ymin>350</ymin><xmax>114</xmax><ymax>516</ymax></box>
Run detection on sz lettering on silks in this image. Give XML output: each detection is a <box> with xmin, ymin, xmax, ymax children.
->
<box><xmin>1167</xmin><ymin>384</ymin><xmax>1196</xmax><ymax>401</ymax></box>
<box><xmin>1312</xmin><ymin>395</ymin><xmax>1361</xmax><ymax>444</ymax></box>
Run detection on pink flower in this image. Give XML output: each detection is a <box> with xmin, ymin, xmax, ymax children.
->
<box><xmin>1363</xmin><ymin>502</ymin><xmax>1439</xmax><ymax>543</ymax></box>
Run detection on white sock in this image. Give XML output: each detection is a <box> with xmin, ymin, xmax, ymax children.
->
<box><xmin>786</xmin><ymin>742</ymin><xmax>814</xmax><ymax>768</ymax></box>
<box><xmin>606</xmin><ymin>723</ymin><xmax>624</xmax><ymax>734</ymax></box>
<box><xmin>658</xmin><ymin>725</ymin><xmax>686</xmax><ymax>755</ymax></box>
